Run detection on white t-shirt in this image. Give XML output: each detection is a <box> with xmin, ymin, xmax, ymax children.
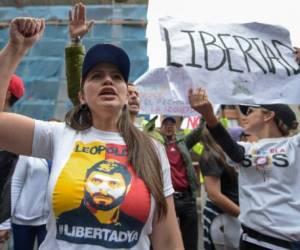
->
<box><xmin>32</xmin><ymin>120</ymin><xmax>173</xmax><ymax>250</ymax></box>
<box><xmin>238</xmin><ymin>134</ymin><xmax>300</xmax><ymax>241</ymax></box>
<box><xmin>11</xmin><ymin>156</ymin><xmax>49</xmax><ymax>226</ymax></box>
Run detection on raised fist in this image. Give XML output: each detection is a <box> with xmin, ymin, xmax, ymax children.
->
<box><xmin>9</xmin><ymin>17</ymin><xmax>45</xmax><ymax>51</ymax></box>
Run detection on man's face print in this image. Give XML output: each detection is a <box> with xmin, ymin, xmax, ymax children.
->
<box><xmin>85</xmin><ymin>171</ymin><xmax>128</xmax><ymax>210</ymax></box>
<box><xmin>54</xmin><ymin>142</ymin><xmax>152</xmax><ymax>248</ymax></box>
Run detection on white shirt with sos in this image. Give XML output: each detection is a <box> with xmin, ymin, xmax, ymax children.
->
<box><xmin>238</xmin><ymin>134</ymin><xmax>300</xmax><ymax>241</ymax></box>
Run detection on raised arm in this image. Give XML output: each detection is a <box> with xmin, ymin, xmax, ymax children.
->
<box><xmin>188</xmin><ymin>88</ymin><xmax>245</xmax><ymax>163</ymax></box>
<box><xmin>66</xmin><ymin>2</ymin><xmax>94</xmax><ymax>106</ymax></box>
<box><xmin>183</xmin><ymin>89</ymin><xmax>208</xmax><ymax>149</ymax></box>
<box><xmin>68</xmin><ymin>2</ymin><xmax>94</xmax><ymax>43</ymax></box>
<box><xmin>0</xmin><ymin>17</ymin><xmax>45</xmax><ymax>155</ymax></box>
<box><xmin>184</xmin><ymin>119</ymin><xmax>205</xmax><ymax>150</ymax></box>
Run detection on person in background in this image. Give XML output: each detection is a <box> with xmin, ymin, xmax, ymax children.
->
<box><xmin>127</xmin><ymin>83</ymin><xmax>141</xmax><ymax>127</ymax></box>
<box><xmin>65</xmin><ymin>3</ymin><xmax>141</xmax><ymax>127</ymax></box>
<box><xmin>0</xmin><ymin>74</ymin><xmax>25</xmax><ymax>250</ymax></box>
<box><xmin>0</xmin><ymin>17</ymin><xmax>184</xmax><ymax>250</ymax></box>
<box><xmin>11</xmin><ymin>155</ymin><xmax>50</xmax><ymax>250</ymax></box>
<box><xmin>145</xmin><ymin>114</ymin><xmax>204</xmax><ymax>250</ymax></box>
<box><xmin>200</xmin><ymin>127</ymin><xmax>241</xmax><ymax>250</ymax></box>
<box><xmin>11</xmin><ymin>119</ymin><xmax>60</xmax><ymax>250</ymax></box>
<box><xmin>188</xmin><ymin>86</ymin><xmax>300</xmax><ymax>250</ymax></box>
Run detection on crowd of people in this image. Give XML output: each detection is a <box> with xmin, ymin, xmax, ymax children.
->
<box><xmin>0</xmin><ymin>2</ymin><xmax>300</xmax><ymax>250</ymax></box>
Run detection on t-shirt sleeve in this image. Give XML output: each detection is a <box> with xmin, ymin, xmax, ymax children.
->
<box><xmin>292</xmin><ymin>132</ymin><xmax>300</xmax><ymax>147</ymax></box>
<box><xmin>153</xmin><ymin>141</ymin><xmax>174</xmax><ymax>197</ymax></box>
<box><xmin>199</xmin><ymin>156</ymin><xmax>223</xmax><ymax>177</ymax></box>
<box><xmin>32</xmin><ymin>120</ymin><xmax>61</xmax><ymax>160</ymax></box>
<box><xmin>0</xmin><ymin>219</ymin><xmax>10</xmax><ymax>230</ymax></box>
<box><xmin>207</xmin><ymin>123</ymin><xmax>245</xmax><ymax>163</ymax></box>
<box><xmin>11</xmin><ymin>156</ymin><xmax>27</xmax><ymax>215</ymax></box>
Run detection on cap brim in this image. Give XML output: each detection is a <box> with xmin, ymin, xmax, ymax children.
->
<box><xmin>162</xmin><ymin>117</ymin><xmax>176</xmax><ymax>124</ymax></box>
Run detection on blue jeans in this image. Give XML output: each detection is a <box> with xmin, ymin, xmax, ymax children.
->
<box><xmin>174</xmin><ymin>193</ymin><xmax>198</xmax><ymax>250</ymax></box>
<box><xmin>12</xmin><ymin>224</ymin><xmax>47</xmax><ymax>250</ymax></box>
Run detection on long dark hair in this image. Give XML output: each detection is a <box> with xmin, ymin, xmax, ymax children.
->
<box><xmin>65</xmin><ymin>98</ymin><xmax>167</xmax><ymax>220</ymax></box>
<box><xmin>199</xmin><ymin>128</ymin><xmax>237</xmax><ymax>181</ymax></box>
<box><xmin>274</xmin><ymin>118</ymin><xmax>298</xmax><ymax>136</ymax></box>
<box><xmin>259</xmin><ymin>109</ymin><xmax>299</xmax><ymax>136</ymax></box>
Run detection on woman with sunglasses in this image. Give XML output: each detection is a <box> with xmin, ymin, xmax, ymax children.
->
<box><xmin>188</xmin><ymin>88</ymin><xmax>300</xmax><ymax>250</ymax></box>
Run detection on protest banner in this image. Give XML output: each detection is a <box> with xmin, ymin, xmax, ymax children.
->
<box><xmin>135</xmin><ymin>17</ymin><xmax>300</xmax><ymax>115</ymax></box>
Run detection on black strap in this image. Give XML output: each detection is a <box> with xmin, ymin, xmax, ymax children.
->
<box><xmin>0</xmin><ymin>151</ymin><xmax>19</xmax><ymax>223</ymax></box>
<box><xmin>173</xmin><ymin>189</ymin><xmax>192</xmax><ymax>199</ymax></box>
<box><xmin>242</xmin><ymin>225</ymin><xmax>291</xmax><ymax>249</ymax></box>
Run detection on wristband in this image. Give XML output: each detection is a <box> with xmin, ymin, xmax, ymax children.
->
<box><xmin>71</xmin><ymin>36</ymin><xmax>81</xmax><ymax>44</ymax></box>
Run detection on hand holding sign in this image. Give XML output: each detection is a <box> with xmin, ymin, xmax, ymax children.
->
<box><xmin>157</xmin><ymin>17</ymin><xmax>300</xmax><ymax>104</ymax></box>
<box><xmin>134</xmin><ymin>67</ymin><xmax>198</xmax><ymax>116</ymax></box>
<box><xmin>188</xmin><ymin>88</ymin><xmax>218</xmax><ymax>127</ymax></box>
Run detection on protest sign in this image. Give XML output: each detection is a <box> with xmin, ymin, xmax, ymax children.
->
<box><xmin>134</xmin><ymin>67</ymin><xmax>198</xmax><ymax>116</ymax></box>
<box><xmin>135</xmin><ymin>17</ymin><xmax>300</xmax><ymax>116</ymax></box>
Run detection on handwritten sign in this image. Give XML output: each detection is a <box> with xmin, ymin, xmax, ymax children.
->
<box><xmin>135</xmin><ymin>17</ymin><xmax>300</xmax><ymax>115</ymax></box>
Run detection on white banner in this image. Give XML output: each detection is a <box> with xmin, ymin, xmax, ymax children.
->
<box><xmin>135</xmin><ymin>17</ymin><xmax>300</xmax><ymax>115</ymax></box>
<box><xmin>134</xmin><ymin>67</ymin><xmax>198</xmax><ymax>116</ymax></box>
<box><xmin>147</xmin><ymin>0</ymin><xmax>300</xmax><ymax>69</ymax></box>
<box><xmin>134</xmin><ymin>67</ymin><xmax>221</xmax><ymax>116</ymax></box>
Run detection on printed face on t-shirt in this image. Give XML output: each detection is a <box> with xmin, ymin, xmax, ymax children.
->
<box><xmin>85</xmin><ymin>171</ymin><xmax>129</xmax><ymax>210</ymax></box>
<box><xmin>53</xmin><ymin>141</ymin><xmax>150</xmax><ymax>248</ymax></box>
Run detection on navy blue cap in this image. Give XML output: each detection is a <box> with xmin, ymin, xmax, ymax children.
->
<box><xmin>82</xmin><ymin>44</ymin><xmax>130</xmax><ymax>83</ymax></box>
<box><xmin>239</xmin><ymin>104</ymin><xmax>296</xmax><ymax>129</ymax></box>
<box><xmin>162</xmin><ymin>116</ymin><xmax>176</xmax><ymax>124</ymax></box>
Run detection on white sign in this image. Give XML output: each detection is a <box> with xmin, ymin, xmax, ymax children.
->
<box><xmin>135</xmin><ymin>17</ymin><xmax>300</xmax><ymax>115</ymax></box>
<box><xmin>147</xmin><ymin>0</ymin><xmax>300</xmax><ymax>69</ymax></box>
<box><xmin>134</xmin><ymin>67</ymin><xmax>198</xmax><ymax>116</ymax></box>
<box><xmin>135</xmin><ymin>66</ymin><xmax>221</xmax><ymax>116</ymax></box>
